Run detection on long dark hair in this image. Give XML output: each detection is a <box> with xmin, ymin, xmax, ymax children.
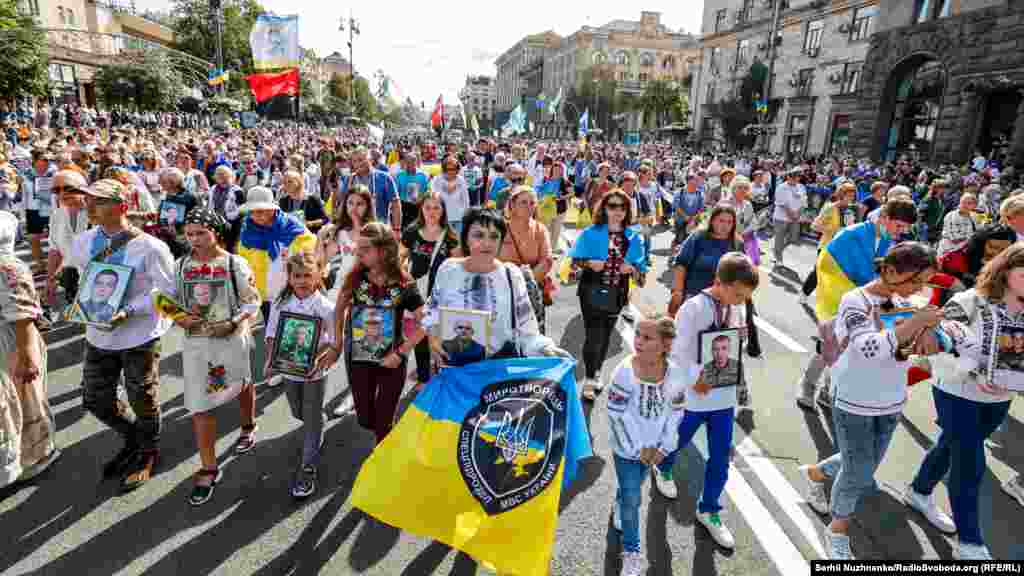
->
<box><xmin>339</xmin><ymin>222</ymin><xmax>412</xmax><ymax>313</ymax></box>
<box><xmin>411</xmin><ymin>191</ymin><xmax>458</xmax><ymax>243</ymax></box>
<box><xmin>336</xmin><ymin>184</ymin><xmax>375</xmax><ymax>230</ymax></box>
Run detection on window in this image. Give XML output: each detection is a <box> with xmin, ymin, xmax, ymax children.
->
<box><xmin>914</xmin><ymin>0</ymin><xmax>951</xmax><ymax>23</ymax></box>
<box><xmin>67</xmin><ymin>8</ymin><xmax>75</xmax><ymax>26</ymax></box>
<box><xmin>850</xmin><ymin>5</ymin><xmax>878</xmax><ymax>41</ymax></box>
<box><xmin>702</xmin><ymin>117</ymin><xmax>716</xmax><ymax>135</ymax></box>
<box><xmin>797</xmin><ymin>68</ymin><xmax>814</xmax><ymax>96</ymax></box>
<box><xmin>709</xmin><ymin>47</ymin><xmax>721</xmax><ymax>73</ymax></box>
<box><xmin>715</xmin><ymin>9</ymin><xmax>728</xmax><ymax>33</ymax></box>
<box><xmin>804</xmin><ymin>19</ymin><xmax>824</xmax><ymax>53</ymax></box>
<box><xmin>741</xmin><ymin>0</ymin><xmax>755</xmax><ymax>23</ymax></box>
<box><xmin>639</xmin><ymin>72</ymin><xmax>649</xmax><ymax>82</ymax></box>
<box><xmin>616</xmin><ymin>51</ymin><xmax>630</xmax><ymax>66</ymax></box>
<box><xmin>16</xmin><ymin>0</ymin><xmax>41</xmax><ymax>15</ymax></box>
<box><xmin>640</xmin><ymin>53</ymin><xmax>654</xmax><ymax>67</ymax></box>
<box><xmin>841</xmin><ymin>61</ymin><xmax>862</xmax><ymax>93</ymax></box>
<box><xmin>789</xmin><ymin>114</ymin><xmax>808</xmax><ymax>133</ymax></box>
<box><xmin>705</xmin><ymin>82</ymin><xmax>715</xmax><ymax>103</ymax></box>
<box><xmin>662</xmin><ymin>55</ymin><xmax>675</xmax><ymax>71</ymax></box>
<box><xmin>736</xmin><ymin>39</ymin><xmax>752</xmax><ymax>66</ymax></box>
<box><xmin>592</xmin><ymin>52</ymin><xmax>606</xmax><ymax>65</ymax></box>
<box><xmin>828</xmin><ymin>114</ymin><xmax>851</xmax><ymax>154</ymax></box>
<box><xmin>882</xmin><ymin>59</ymin><xmax>946</xmax><ymax>161</ymax></box>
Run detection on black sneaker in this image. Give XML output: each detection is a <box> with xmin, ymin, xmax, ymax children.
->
<box><xmin>102</xmin><ymin>444</ymin><xmax>139</xmax><ymax>479</ymax></box>
<box><xmin>291</xmin><ymin>465</ymin><xmax>317</xmax><ymax>499</ymax></box>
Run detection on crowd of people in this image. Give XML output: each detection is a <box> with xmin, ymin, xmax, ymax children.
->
<box><xmin>0</xmin><ymin>116</ymin><xmax>1021</xmax><ymax>574</ymax></box>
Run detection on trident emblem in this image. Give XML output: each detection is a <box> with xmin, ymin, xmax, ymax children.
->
<box><xmin>495</xmin><ymin>408</ymin><xmax>534</xmax><ymax>462</ymax></box>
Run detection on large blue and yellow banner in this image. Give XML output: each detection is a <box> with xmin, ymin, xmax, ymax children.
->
<box><xmin>249</xmin><ymin>14</ymin><xmax>301</xmax><ymax>71</ymax></box>
<box><xmin>350</xmin><ymin>357</ymin><xmax>592</xmax><ymax>575</ymax></box>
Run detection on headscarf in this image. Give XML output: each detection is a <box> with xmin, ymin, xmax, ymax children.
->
<box><xmin>184</xmin><ymin>207</ymin><xmax>226</xmax><ymax>237</ymax></box>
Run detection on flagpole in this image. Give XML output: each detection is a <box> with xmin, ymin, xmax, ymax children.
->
<box><xmin>212</xmin><ymin>0</ymin><xmax>224</xmax><ymax>94</ymax></box>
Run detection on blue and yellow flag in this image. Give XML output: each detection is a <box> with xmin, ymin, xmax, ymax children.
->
<box><xmin>816</xmin><ymin>220</ymin><xmax>891</xmax><ymax>320</ymax></box>
<box><xmin>208</xmin><ymin>68</ymin><xmax>229</xmax><ymax>86</ymax></box>
<box><xmin>351</xmin><ymin>357</ymin><xmax>592</xmax><ymax>575</ymax></box>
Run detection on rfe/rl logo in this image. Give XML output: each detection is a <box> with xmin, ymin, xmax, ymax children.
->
<box><xmin>457</xmin><ymin>379</ymin><xmax>567</xmax><ymax>515</ymax></box>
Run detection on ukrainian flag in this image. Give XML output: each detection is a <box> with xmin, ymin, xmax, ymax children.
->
<box><xmin>350</xmin><ymin>357</ymin><xmax>592</xmax><ymax>575</ymax></box>
<box><xmin>816</xmin><ymin>220</ymin><xmax>891</xmax><ymax>320</ymax></box>
<box><xmin>208</xmin><ymin>68</ymin><xmax>229</xmax><ymax>86</ymax></box>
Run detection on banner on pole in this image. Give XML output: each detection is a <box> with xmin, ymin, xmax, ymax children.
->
<box><xmin>249</xmin><ymin>14</ymin><xmax>301</xmax><ymax>70</ymax></box>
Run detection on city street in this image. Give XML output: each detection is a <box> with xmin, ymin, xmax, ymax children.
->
<box><xmin>1</xmin><ymin>226</ymin><xmax>1022</xmax><ymax>576</ymax></box>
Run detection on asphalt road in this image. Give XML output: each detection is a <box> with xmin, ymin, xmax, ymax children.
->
<box><xmin>1</xmin><ymin>226</ymin><xmax>1022</xmax><ymax>576</ymax></box>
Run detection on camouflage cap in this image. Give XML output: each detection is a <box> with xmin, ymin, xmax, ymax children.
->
<box><xmin>84</xmin><ymin>178</ymin><xmax>129</xmax><ymax>203</ymax></box>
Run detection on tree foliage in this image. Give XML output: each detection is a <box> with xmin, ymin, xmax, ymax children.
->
<box><xmin>638</xmin><ymin>79</ymin><xmax>690</xmax><ymax>129</ymax></box>
<box><xmin>169</xmin><ymin>0</ymin><xmax>265</xmax><ymax>93</ymax></box>
<box><xmin>704</xmin><ymin>61</ymin><xmax>775</xmax><ymax>150</ymax></box>
<box><xmin>563</xmin><ymin>67</ymin><xmax>622</xmax><ymax>134</ymax></box>
<box><xmin>0</xmin><ymin>0</ymin><xmax>50</xmax><ymax>101</ymax></box>
<box><xmin>325</xmin><ymin>72</ymin><xmax>378</xmax><ymax>121</ymax></box>
<box><xmin>93</xmin><ymin>50</ymin><xmax>184</xmax><ymax>111</ymax></box>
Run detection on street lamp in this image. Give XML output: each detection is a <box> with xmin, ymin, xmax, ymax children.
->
<box><xmin>339</xmin><ymin>13</ymin><xmax>360</xmax><ymax>110</ymax></box>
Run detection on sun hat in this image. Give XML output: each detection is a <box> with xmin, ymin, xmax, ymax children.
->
<box><xmin>238</xmin><ymin>186</ymin><xmax>278</xmax><ymax>213</ymax></box>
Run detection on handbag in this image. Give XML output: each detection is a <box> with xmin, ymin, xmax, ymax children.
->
<box><xmin>491</xmin><ymin>265</ymin><xmax>524</xmax><ymax>359</ymax></box>
<box><xmin>582</xmin><ymin>280</ymin><xmax>622</xmax><ymax>315</ymax></box>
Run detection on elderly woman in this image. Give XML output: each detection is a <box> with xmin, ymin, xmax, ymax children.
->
<box><xmin>424</xmin><ymin>207</ymin><xmax>569</xmax><ymax>367</ymax></box>
<box><xmin>0</xmin><ymin>211</ymin><xmax>59</xmax><ymax>488</ymax></box>
<box><xmin>430</xmin><ymin>155</ymin><xmax>470</xmax><ymax>234</ymax></box>
<box><xmin>498</xmin><ymin>186</ymin><xmax>553</xmax><ymax>334</ymax></box>
<box><xmin>278</xmin><ymin>169</ymin><xmax>327</xmax><ymax>233</ymax></box>
<box><xmin>210</xmin><ymin>164</ymin><xmax>246</xmax><ymax>250</ymax></box>
<box><xmin>723</xmin><ymin>175</ymin><xmax>759</xmax><ymax>265</ymax></box>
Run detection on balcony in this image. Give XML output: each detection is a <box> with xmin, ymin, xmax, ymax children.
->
<box><xmin>617</xmin><ymin>80</ymin><xmax>647</xmax><ymax>94</ymax></box>
<box><xmin>518</xmin><ymin>58</ymin><xmax>544</xmax><ymax>78</ymax></box>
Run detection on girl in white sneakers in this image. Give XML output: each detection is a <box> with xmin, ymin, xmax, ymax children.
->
<box><xmin>607</xmin><ymin>312</ymin><xmax>686</xmax><ymax>576</ymax></box>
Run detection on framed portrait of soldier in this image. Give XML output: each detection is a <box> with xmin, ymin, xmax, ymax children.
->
<box><xmin>696</xmin><ymin>327</ymin><xmax>743</xmax><ymax>391</ymax></box>
<box><xmin>70</xmin><ymin>262</ymin><xmax>133</xmax><ymax>328</ymax></box>
<box><xmin>159</xmin><ymin>200</ymin><xmax>187</xmax><ymax>226</ymax></box>
<box><xmin>183</xmin><ymin>279</ymin><xmax>234</xmax><ymax>336</ymax></box>
<box><xmin>994</xmin><ymin>325</ymin><xmax>1024</xmax><ymax>391</ymax></box>
<box><xmin>438</xmin><ymin>307</ymin><xmax>491</xmax><ymax>367</ymax></box>
<box><xmin>350</xmin><ymin>306</ymin><xmax>395</xmax><ymax>364</ymax></box>
<box><xmin>270</xmin><ymin>312</ymin><xmax>322</xmax><ymax>377</ymax></box>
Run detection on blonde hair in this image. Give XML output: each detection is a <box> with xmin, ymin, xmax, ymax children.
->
<box><xmin>276</xmin><ymin>250</ymin><xmax>323</xmax><ymax>304</ymax></box>
<box><xmin>504</xmin><ymin>185</ymin><xmax>537</xmax><ymax>219</ymax></box>
<box><xmin>635</xmin><ymin>306</ymin><xmax>677</xmax><ymax>358</ymax></box>
<box><xmin>1000</xmin><ymin>195</ymin><xmax>1024</xmax><ymax>220</ymax></box>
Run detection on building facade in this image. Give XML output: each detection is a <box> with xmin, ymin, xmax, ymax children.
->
<box><xmin>693</xmin><ymin>0</ymin><xmax>879</xmax><ymax>158</ymax></box>
<box><xmin>458</xmin><ymin>75</ymin><xmax>496</xmax><ymax>133</ymax></box>
<box><xmin>848</xmin><ymin>0</ymin><xmax>1024</xmax><ymax>167</ymax></box>
<box><xmin>17</xmin><ymin>0</ymin><xmax>201</xmax><ymax>107</ymax></box>
<box><xmin>493</xmin><ymin>12</ymin><xmax>699</xmax><ymax>140</ymax></box>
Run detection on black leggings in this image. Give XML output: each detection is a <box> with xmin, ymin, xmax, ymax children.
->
<box><xmin>414</xmin><ymin>339</ymin><xmax>431</xmax><ymax>384</ymax></box>
<box><xmin>580</xmin><ymin>300</ymin><xmax>620</xmax><ymax>381</ymax></box>
<box><xmin>802</xmin><ymin>268</ymin><xmax>817</xmax><ymax>296</ymax></box>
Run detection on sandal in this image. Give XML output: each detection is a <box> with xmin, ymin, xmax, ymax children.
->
<box><xmin>188</xmin><ymin>468</ymin><xmax>223</xmax><ymax>506</ymax></box>
<box><xmin>235</xmin><ymin>424</ymin><xmax>258</xmax><ymax>455</ymax></box>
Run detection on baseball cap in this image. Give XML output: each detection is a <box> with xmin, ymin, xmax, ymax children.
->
<box><xmin>83</xmin><ymin>179</ymin><xmax>129</xmax><ymax>203</ymax></box>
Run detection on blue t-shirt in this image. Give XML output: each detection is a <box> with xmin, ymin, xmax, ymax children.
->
<box><xmin>673</xmin><ymin>234</ymin><xmax>738</xmax><ymax>295</ymax></box>
<box><xmin>490</xmin><ymin>176</ymin><xmax>510</xmax><ymax>208</ymax></box>
<box><xmin>673</xmin><ymin>190</ymin><xmax>704</xmax><ymax>225</ymax></box>
<box><xmin>396</xmin><ymin>171</ymin><xmax>429</xmax><ymax>202</ymax></box>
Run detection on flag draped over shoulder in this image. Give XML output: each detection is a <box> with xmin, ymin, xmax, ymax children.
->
<box><xmin>816</xmin><ymin>220</ymin><xmax>890</xmax><ymax>320</ymax></box>
<box><xmin>246</xmin><ymin>69</ymin><xmax>299</xmax><ymax>103</ymax></box>
<box><xmin>207</xmin><ymin>68</ymin><xmax>229</xmax><ymax>86</ymax></box>
<box><xmin>351</xmin><ymin>357</ymin><xmax>592</xmax><ymax>576</ymax></box>
<box><xmin>249</xmin><ymin>14</ymin><xmax>301</xmax><ymax>70</ymax></box>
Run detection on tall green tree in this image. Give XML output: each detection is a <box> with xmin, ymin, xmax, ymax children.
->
<box><xmin>704</xmin><ymin>61</ymin><xmax>775</xmax><ymax>150</ymax></box>
<box><xmin>638</xmin><ymin>79</ymin><xmax>691</xmax><ymax>129</ymax></box>
<box><xmin>169</xmin><ymin>0</ymin><xmax>265</xmax><ymax>93</ymax></box>
<box><xmin>93</xmin><ymin>50</ymin><xmax>184</xmax><ymax>111</ymax></box>
<box><xmin>0</xmin><ymin>0</ymin><xmax>49</xmax><ymax>102</ymax></box>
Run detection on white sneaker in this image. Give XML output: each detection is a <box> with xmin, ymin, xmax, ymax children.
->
<box><xmin>697</xmin><ymin>511</ymin><xmax>735</xmax><ymax>549</ymax></box>
<box><xmin>955</xmin><ymin>541</ymin><xmax>992</xmax><ymax>560</ymax></box>
<box><xmin>798</xmin><ymin>465</ymin><xmax>829</xmax><ymax>515</ymax></box>
<box><xmin>612</xmin><ymin>505</ymin><xmax>621</xmax><ymax>532</ymax></box>
<box><xmin>826</xmin><ymin>529</ymin><xmax>855</xmax><ymax>560</ymax></box>
<box><xmin>1001</xmin><ymin>474</ymin><xmax>1024</xmax><ymax>508</ymax></box>
<box><xmin>652</xmin><ymin>467</ymin><xmax>678</xmax><ymax>499</ymax></box>
<box><xmin>620</xmin><ymin>551</ymin><xmax>644</xmax><ymax>576</ymax></box>
<box><xmin>904</xmin><ymin>486</ymin><xmax>956</xmax><ymax>534</ymax></box>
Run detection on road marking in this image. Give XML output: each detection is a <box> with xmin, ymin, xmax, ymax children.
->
<box><xmin>752</xmin><ymin>315</ymin><xmax>809</xmax><ymax>354</ymax></box>
<box><xmin>691</xmin><ymin>438</ymin><xmax>811</xmax><ymax>575</ymax></box>
<box><xmin>758</xmin><ymin>265</ymin><xmax>804</xmax><ymax>292</ymax></box>
<box><xmin>734</xmin><ymin>435</ymin><xmax>826</xmax><ymax>559</ymax></box>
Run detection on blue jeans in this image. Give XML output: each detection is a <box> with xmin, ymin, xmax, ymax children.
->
<box><xmin>910</xmin><ymin>386</ymin><xmax>1010</xmax><ymax>545</ymax></box>
<box><xmin>658</xmin><ymin>407</ymin><xmax>734</xmax><ymax>514</ymax></box>
<box><xmin>816</xmin><ymin>409</ymin><xmax>900</xmax><ymax>519</ymax></box>
<box><xmin>613</xmin><ymin>454</ymin><xmax>648</xmax><ymax>553</ymax></box>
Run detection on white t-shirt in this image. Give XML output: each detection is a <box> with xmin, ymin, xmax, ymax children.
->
<box><xmin>266</xmin><ymin>291</ymin><xmax>336</xmax><ymax>382</ymax></box>
<box><xmin>773</xmin><ymin>182</ymin><xmax>805</xmax><ymax>222</ymax></box>
<box><xmin>671</xmin><ymin>290</ymin><xmax>747</xmax><ymax>412</ymax></box>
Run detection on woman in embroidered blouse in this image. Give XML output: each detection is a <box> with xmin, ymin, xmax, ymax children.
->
<box><xmin>401</xmin><ymin>191</ymin><xmax>460</xmax><ymax>390</ymax></box>
<box><xmin>317</xmin><ymin>184</ymin><xmax>374</xmax><ymax>298</ymax></box>
<box><xmin>499</xmin><ymin>186</ymin><xmax>553</xmax><ymax>333</ymax></box>
<box><xmin>570</xmin><ymin>189</ymin><xmax>648</xmax><ymax>401</ymax></box>
<box><xmin>424</xmin><ymin>208</ymin><xmax>569</xmax><ymax>366</ymax></box>
<box><xmin>903</xmin><ymin>242</ymin><xmax>1024</xmax><ymax>560</ymax></box>
<box><xmin>0</xmin><ymin>211</ymin><xmax>58</xmax><ymax>489</ymax></box>
<box><xmin>170</xmin><ymin>208</ymin><xmax>262</xmax><ymax>506</ymax></box>
<box><xmin>318</xmin><ymin>222</ymin><xmax>426</xmax><ymax>444</ymax></box>
<box><xmin>797</xmin><ymin>242</ymin><xmax>943</xmax><ymax>560</ymax></box>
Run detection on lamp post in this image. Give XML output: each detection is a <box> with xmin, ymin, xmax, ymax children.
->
<box><xmin>210</xmin><ymin>0</ymin><xmax>224</xmax><ymax>95</ymax></box>
<box><xmin>339</xmin><ymin>13</ymin><xmax>360</xmax><ymax>112</ymax></box>
<box><xmin>761</xmin><ymin>0</ymin><xmax>783</xmax><ymax>153</ymax></box>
